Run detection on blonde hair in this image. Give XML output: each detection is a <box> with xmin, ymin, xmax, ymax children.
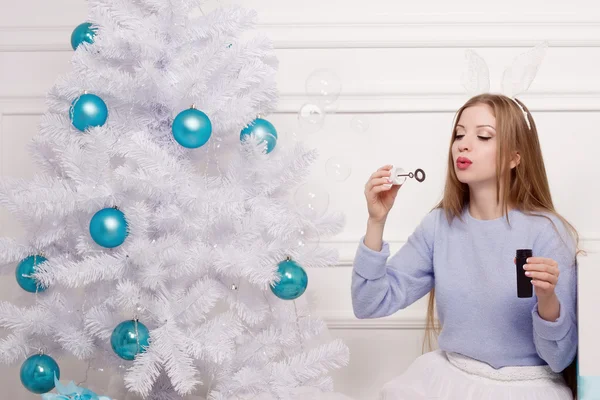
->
<box><xmin>422</xmin><ymin>93</ymin><xmax>584</xmax><ymax>396</ymax></box>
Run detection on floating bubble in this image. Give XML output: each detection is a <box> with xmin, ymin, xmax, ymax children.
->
<box><xmin>322</xmin><ymin>98</ymin><xmax>340</xmax><ymax>114</ymax></box>
<box><xmin>298</xmin><ymin>103</ymin><xmax>325</xmax><ymax>134</ymax></box>
<box><xmin>350</xmin><ymin>115</ymin><xmax>370</xmax><ymax>134</ymax></box>
<box><xmin>294</xmin><ymin>225</ymin><xmax>320</xmax><ymax>252</ymax></box>
<box><xmin>294</xmin><ymin>183</ymin><xmax>329</xmax><ymax>219</ymax></box>
<box><xmin>305</xmin><ymin>69</ymin><xmax>342</xmax><ymax>107</ymax></box>
<box><xmin>325</xmin><ymin>157</ymin><xmax>352</xmax><ymax>182</ymax></box>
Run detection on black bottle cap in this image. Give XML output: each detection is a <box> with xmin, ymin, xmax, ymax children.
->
<box><xmin>516</xmin><ymin>249</ymin><xmax>533</xmax><ymax>258</ymax></box>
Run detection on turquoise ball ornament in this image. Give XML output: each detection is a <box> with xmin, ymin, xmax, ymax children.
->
<box><xmin>270</xmin><ymin>258</ymin><xmax>308</xmax><ymax>300</ymax></box>
<box><xmin>15</xmin><ymin>255</ymin><xmax>48</xmax><ymax>293</ymax></box>
<box><xmin>111</xmin><ymin>320</ymin><xmax>150</xmax><ymax>360</ymax></box>
<box><xmin>240</xmin><ymin>118</ymin><xmax>278</xmax><ymax>153</ymax></box>
<box><xmin>172</xmin><ymin>107</ymin><xmax>212</xmax><ymax>148</ymax></box>
<box><xmin>71</xmin><ymin>22</ymin><xmax>97</xmax><ymax>50</ymax></box>
<box><xmin>20</xmin><ymin>354</ymin><xmax>60</xmax><ymax>394</ymax></box>
<box><xmin>70</xmin><ymin>93</ymin><xmax>108</xmax><ymax>132</ymax></box>
<box><xmin>89</xmin><ymin>207</ymin><xmax>128</xmax><ymax>248</ymax></box>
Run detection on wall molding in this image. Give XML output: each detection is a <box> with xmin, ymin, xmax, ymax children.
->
<box><xmin>277</xmin><ymin>93</ymin><xmax>600</xmax><ymax>113</ymax></box>
<box><xmin>2</xmin><ymin>21</ymin><xmax>600</xmax><ymax>51</ymax></box>
<box><xmin>259</xmin><ymin>21</ymin><xmax>600</xmax><ymax>49</ymax></box>
<box><xmin>319</xmin><ymin>310</ymin><xmax>436</xmax><ymax>330</ymax></box>
<box><xmin>4</xmin><ymin>93</ymin><xmax>600</xmax><ymax>115</ymax></box>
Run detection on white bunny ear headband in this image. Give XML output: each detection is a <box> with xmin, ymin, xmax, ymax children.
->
<box><xmin>461</xmin><ymin>41</ymin><xmax>549</xmax><ymax>130</ymax></box>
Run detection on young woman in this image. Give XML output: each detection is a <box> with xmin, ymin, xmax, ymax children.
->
<box><xmin>352</xmin><ymin>93</ymin><xmax>581</xmax><ymax>399</ymax></box>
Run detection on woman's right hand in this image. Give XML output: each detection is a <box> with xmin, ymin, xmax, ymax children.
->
<box><xmin>364</xmin><ymin>165</ymin><xmax>402</xmax><ymax>224</ymax></box>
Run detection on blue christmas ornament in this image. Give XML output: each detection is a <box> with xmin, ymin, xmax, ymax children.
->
<box><xmin>15</xmin><ymin>255</ymin><xmax>48</xmax><ymax>293</ymax></box>
<box><xmin>41</xmin><ymin>374</ymin><xmax>112</xmax><ymax>400</ymax></box>
<box><xmin>172</xmin><ymin>107</ymin><xmax>212</xmax><ymax>148</ymax></box>
<box><xmin>70</xmin><ymin>93</ymin><xmax>108</xmax><ymax>132</ymax></box>
<box><xmin>240</xmin><ymin>118</ymin><xmax>278</xmax><ymax>154</ymax></box>
<box><xmin>270</xmin><ymin>258</ymin><xmax>308</xmax><ymax>300</ymax></box>
<box><xmin>71</xmin><ymin>22</ymin><xmax>97</xmax><ymax>50</ymax></box>
<box><xmin>89</xmin><ymin>207</ymin><xmax>128</xmax><ymax>248</ymax></box>
<box><xmin>111</xmin><ymin>320</ymin><xmax>150</xmax><ymax>360</ymax></box>
<box><xmin>20</xmin><ymin>354</ymin><xmax>60</xmax><ymax>394</ymax></box>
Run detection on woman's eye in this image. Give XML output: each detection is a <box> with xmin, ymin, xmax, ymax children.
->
<box><xmin>454</xmin><ymin>134</ymin><xmax>491</xmax><ymax>141</ymax></box>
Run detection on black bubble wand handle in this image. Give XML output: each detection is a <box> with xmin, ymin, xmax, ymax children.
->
<box><xmin>396</xmin><ymin>168</ymin><xmax>426</xmax><ymax>182</ymax></box>
<box><xmin>390</xmin><ymin>166</ymin><xmax>426</xmax><ymax>184</ymax></box>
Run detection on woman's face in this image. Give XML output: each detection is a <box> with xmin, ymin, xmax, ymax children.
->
<box><xmin>451</xmin><ymin>103</ymin><xmax>498</xmax><ymax>187</ymax></box>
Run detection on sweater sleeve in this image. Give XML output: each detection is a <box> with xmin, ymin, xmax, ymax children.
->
<box><xmin>530</xmin><ymin>216</ymin><xmax>578</xmax><ymax>373</ymax></box>
<box><xmin>351</xmin><ymin>211</ymin><xmax>436</xmax><ymax>319</ymax></box>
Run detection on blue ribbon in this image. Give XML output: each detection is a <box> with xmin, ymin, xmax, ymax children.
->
<box><xmin>40</xmin><ymin>374</ymin><xmax>111</xmax><ymax>400</ymax></box>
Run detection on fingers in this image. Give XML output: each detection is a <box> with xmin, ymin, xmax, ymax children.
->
<box><xmin>370</xmin><ymin>166</ymin><xmax>393</xmax><ymax>181</ymax></box>
<box><xmin>525</xmin><ymin>271</ymin><xmax>558</xmax><ymax>285</ymax></box>
<box><xmin>371</xmin><ymin>181</ymin><xmax>403</xmax><ymax>196</ymax></box>
<box><xmin>526</xmin><ymin>257</ymin><xmax>558</xmax><ymax>267</ymax></box>
<box><xmin>365</xmin><ymin>165</ymin><xmax>399</xmax><ymax>196</ymax></box>
<box><xmin>371</xmin><ymin>177</ymin><xmax>392</xmax><ymax>187</ymax></box>
<box><xmin>531</xmin><ymin>280</ymin><xmax>553</xmax><ymax>289</ymax></box>
<box><xmin>522</xmin><ymin>259</ymin><xmax>560</xmax><ymax>287</ymax></box>
<box><xmin>366</xmin><ymin>171</ymin><xmax>393</xmax><ymax>192</ymax></box>
<box><xmin>523</xmin><ymin>262</ymin><xmax>559</xmax><ymax>277</ymax></box>
<box><xmin>371</xmin><ymin>183</ymin><xmax>394</xmax><ymax>194</ymax></box>
<box><xmin>367</xmin><ymin>179</ymin><xmax>391</xmax><ymax>193</ymax></box>
<box><xmin>515</xmin><ymin>258</ymin><xmax>559</xmax><ymax>274</ymax></box>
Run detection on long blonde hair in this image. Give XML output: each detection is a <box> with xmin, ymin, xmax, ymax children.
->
<box><xmin>422</xmin><ymin>93</ymin><xmax>584</xmax><ymax>397</ymax></box>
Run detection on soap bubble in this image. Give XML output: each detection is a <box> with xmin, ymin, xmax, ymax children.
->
<box><xmin>294</xmin><ymin>224</ymin><xmax>320</xmax><ymax>252</ymax></box>
<box><xmin>294</xmin><ymin>183</ymin><xmax>329</xmax><ymax>219</ymax></box>
<box><xmin>325</xmin><ymin>156</ymin><xmax>352</xmax><ymax>182</ymax></box>
<box><xmin>350</xmin><ymin>115</ymin><xmax>370</xmax><ymax>134</ymax></box>
<box><xmin>298</xmin><ymin>103</ymin><xmax>325</xmax><ymax>134</ymax></box>
<box><xmin>323</xmin><ymin>98</ymin><xmax>340</xmax><ymax>114</ymax></box>
<box><xmin>305</xmin><ymin>69</ymin><xmax>342</xmax><ymax>107</ymax></box>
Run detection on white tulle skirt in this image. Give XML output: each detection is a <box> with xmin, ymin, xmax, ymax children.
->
<box><xmin>379</xmin><ymin>349</ymin><xmax>573</xmax><ymax>400</ymax></box>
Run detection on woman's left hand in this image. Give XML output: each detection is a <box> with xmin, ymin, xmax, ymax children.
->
<box><xmin>522</xmin><ymin>257</ymin><xmax>560</xmax><ymax>299</ymax></box>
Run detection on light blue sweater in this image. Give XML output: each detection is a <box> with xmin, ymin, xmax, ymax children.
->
<box><xmin>351</xmin><ymin>206</ymin><xmax>578</xmax><ymax>373</ymax></box>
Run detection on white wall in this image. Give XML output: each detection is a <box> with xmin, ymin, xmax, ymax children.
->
<box><xmin>0</xmin><ymin>0</ymin><xmax>599</xmax><ymax>399</ymax></box>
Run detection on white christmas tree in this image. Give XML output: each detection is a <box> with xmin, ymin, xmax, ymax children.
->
<box><xmin>0</xmin><ymin>1</ymin><xmax>351</xmax><ymax>399</ymax></box>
